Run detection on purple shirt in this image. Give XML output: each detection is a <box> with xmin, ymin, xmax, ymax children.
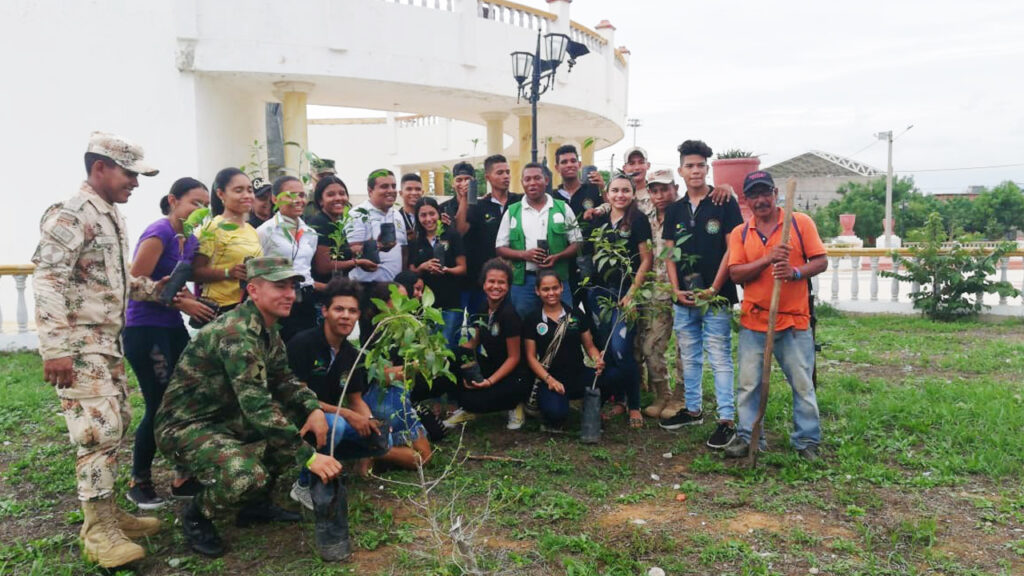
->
<box><xmin>126</xmin><ymin>219</ymin><xmax>198</xmax><ymax>328</ymax></box>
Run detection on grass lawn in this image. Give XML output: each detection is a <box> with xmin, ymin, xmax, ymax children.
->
<box><xmin>1</xmin><ymin>311</ymin><xmax>1023</xmax><ymax>575</ymax></box>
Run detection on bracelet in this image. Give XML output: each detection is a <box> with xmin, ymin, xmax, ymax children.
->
<box><xmin>792</xmin><ymin>267</ymin><xmax>802</xmax><ymax>280</ymax></box>
<box><xmin>306</xmin><ymin>452</ymin><xmax>317</xmax><ymax>469</ymax></box>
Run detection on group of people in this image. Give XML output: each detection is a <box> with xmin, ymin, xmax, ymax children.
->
<box><xmin>32</xmin><ymin>131</ymin><xmax>828</xmax><ymax>567</ymax></box>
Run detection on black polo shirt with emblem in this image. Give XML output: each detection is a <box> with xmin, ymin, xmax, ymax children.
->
<box><xmin>589</xmin><ymin>211</ymin><xmax>652</xmax><ymax>292</ymax></box>
<box><xmin>552</xmin><ymin>183</ymin><xmax>604</xmax><ymax>256</ymax></box>
<box><xmin>662</xmin><ymin>189</ymin><xmax>744</xmax><ymax>304</ymax></box>
<box><xmin>471</xmin><ymin>297</ymin><xmax>524</xmax><ymax>375</ymax></box>
<box><xmin>523</xmin><ymin>305</ymin><xmax>593</xmax><ymax>384</ymax></box>
<box><xmin>410</xmin><ymin>229</ymin><xmax>466</xmax><ymax>310</ymax></box>
<box><xmin>287</xmin><ymin>326</ymin><xmax>367</xmax><ymax>407</ymax></box>
<box><xmin>464</xmin><ymin>193</ymin><xmax>523</xmax><ymax>286</ymax></box>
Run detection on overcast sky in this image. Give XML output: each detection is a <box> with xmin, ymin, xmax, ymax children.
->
<box><xmin>552</xmin><ymin>0</ymin><xmax>1024</xmax><ymax>194</ymax></box>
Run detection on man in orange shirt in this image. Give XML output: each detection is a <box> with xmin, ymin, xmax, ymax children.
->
<box><xmin>723</xmin><ymin>171</ymin><xmax>829</xmax><ymax>461</ymax></box>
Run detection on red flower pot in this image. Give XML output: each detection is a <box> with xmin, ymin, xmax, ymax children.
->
<box><xmin>712</xmin><ymin>157</ymin><xmax>761</xmax><ymax>221</ymax></box>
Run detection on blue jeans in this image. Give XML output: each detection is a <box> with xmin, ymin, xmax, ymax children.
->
<box><xmin>509</xmin><ymin>272</ymin><xmax>572</xmax><ymax>319</ymax></box>
<box><xmin>673</xmin><ymin>305</ymin><xmax>735</xmax><ymax>421</ymax></box>
<box><xmin>538</xmin><ymin>366</ymin><xmax>594</xmax><ymax>426</ymax></box>
<box><xmin>461</xmin><ymin>289</ymin><xmax>485</xmax><ymax>316</ymax></box>
<box><xmin>298</xmin><ymin>411</ymin><xmax>390</xmax><ymax>486</ymax></box>
<box><xmin>588</xmin><ymin>287</ymin><xmax>640</xmax><ymax>410</ymax></box>
<box><xmin>735</xmin><ymin>327</ymin><xmax>821</xmax><ymax>450</ymax></box>
<box><xmin>441</xmin><ymin>309</ymin><xmax>464</xmax><ymax>350</ymax></box>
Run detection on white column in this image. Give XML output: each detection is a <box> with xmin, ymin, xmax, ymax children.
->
<box><xmin>481</xmin><ymin>112</ymin><xmax>508</xmax><ymax>156</ymax></box>
<box><xmin>999</xmin><ymin>258</ymin><xmax>1009</xmax><ymax>305</ymax></box>
<box><xmin>830</xmin><ymin>256</ymin><xmax>840</xmax><ymax>303</ymax></box>
<box><xmin>850</xmin><ymin>257</ymin><xmax>860</xmax><ymax>301</ymax></box>
<box><xmin>15</xmin><ymin>275</ymin><xmax>28</xmax><ymax>334</ymax></box>
<box><xmin>890</xmin><ymin>262</ymin><xmax>900</xmax><ymax>302</ymax></box>
<box><xmin>546</xmin><ymin>0</ymin><xmax>571</xmax><ymax>34</ymax></box>
<box><xmin>274</xmin><ymin>81</ymin><xmax>315</xmax><ymax>175</ymax></box>
<box><xmin>869</xmin><ymin>257</ymin><xmax>880</xmax><ymax>301</ymax></box>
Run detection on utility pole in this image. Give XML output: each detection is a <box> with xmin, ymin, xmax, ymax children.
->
<box><xmin>878</xmin><ymin>130</ymin><xmax>893</xmax><ymax>248</ymax></box>
<box><xmin>627</xmin><ymin>118</ymin><xmax>641</xmax><ymax>147</ymax></box>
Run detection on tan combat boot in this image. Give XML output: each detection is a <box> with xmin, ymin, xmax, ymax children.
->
<box><xmin>111</xmin><ymin>499</ymin><xmax>162</xmax><ymax>539</ymax></box>
<box><xmin>642</xmin><ymin>380</ymin><xmax>671</xmax><ymax>418</ymax></box>
<box><xmin>80</xmin><ymin>498</ymin><xmax>146</xmax><ymax>568</ymax></box>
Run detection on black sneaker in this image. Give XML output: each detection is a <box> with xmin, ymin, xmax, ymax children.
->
<box><xmin>658</xmin><ymin>410</ymin><xmax>704</xmax><ymax>431</ymax></box>
<box><xmin>797</xmin><ymin>445</ymin><xmax>820</xmax><ymax>462</ymax></box>
<box><xmin>171</xmin><ymin>477</ymin><xmax>204</xmax><ymax>499</ymax></box>
<box><xmin>183</xmin><ymin>499</ymin><xmax>224</xmax><ymax>557</ymax></box>
<box><xmin>236</xmin><ymin>500</ymin><xmax>303</xmax><ymax>527</ymax></box>
<box><xmin>126</xmin><ymin>481</ymin><xmax>167</xmax><ymax>510</ymax></box>
<box><xmin>706</xmin><ymin>422</ymin><xmax>736</xmax><ymax>449</ymax></box>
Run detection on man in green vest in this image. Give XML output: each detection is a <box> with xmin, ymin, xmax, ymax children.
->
<box><xmin>496</xmin><ymin>162</ymin><xmax>582</xmax><ymax>318</ymax></box>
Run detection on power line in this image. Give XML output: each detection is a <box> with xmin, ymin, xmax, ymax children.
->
<box><xmin>901</xmin><ymin>162</ymin><xmax>1024</xmax><ymax>173</ymax></box>
<box><xmin>847</xmin><ymin>139</ymin><xmax>880</xmax><ymax>158</ymax></box>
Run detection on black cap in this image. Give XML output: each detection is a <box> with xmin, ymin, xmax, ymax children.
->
<box><xmin>452</xmin><ymin>162</ymin><xmax>475</xmax><ymax>177</ymax></box>
<box><xmin>742</xmin><ymin>170</ymin><xmax>775</xmax><ymax>194</ymax></box>
<box><xmin>254</xmin><ymin>183</ymin><xmax>273</xmax><ymax>198</ymax></box>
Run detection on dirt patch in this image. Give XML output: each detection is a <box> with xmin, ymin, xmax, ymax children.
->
<box><xmin>597</xmin><ymin>501</ymin><xmax>698</xmax><ymax>530</ymax></box>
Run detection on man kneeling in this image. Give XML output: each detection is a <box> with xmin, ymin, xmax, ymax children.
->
<box><xmin>155</xmin><ymin>257</ymin><xmax>342</xmax><ymax>557</ymax></box>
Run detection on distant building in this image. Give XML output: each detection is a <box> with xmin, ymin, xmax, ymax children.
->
<box><xmin>763</xmin><ymin>151</ymin><xmax>883</xmax><ymax>212</ymax></box>
<box><xmin>931</xmin><ymin>186</ymin><xmax>983</xmax><ymax>202</ymax></box>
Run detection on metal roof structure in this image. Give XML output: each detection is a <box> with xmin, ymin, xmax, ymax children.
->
<box><xmin>765</xmin><ymin>151</ymin><xmax>882</xmax><ymax>178</ymax></box>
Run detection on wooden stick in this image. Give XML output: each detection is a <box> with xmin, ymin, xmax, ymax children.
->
<box><xmin>466</xmin><ymin>454</ymin><xmax>526</xmax><ymax>464</ymax></box>
<box><xmin>748</xmin><ymin>179</ymin><xmax>797</xmax><ymax>467</ymax></box>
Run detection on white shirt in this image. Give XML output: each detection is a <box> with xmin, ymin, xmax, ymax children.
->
<box><xmin>257</xmin><ymin>214</ymin><xmax>318</xmax><ymax>286</ymax></box>
<box><xmin>496</xmin><ymin>194</ymin><xmax>582</xmax><ymax>272</ymax></box>
<box><xmin>344</xmin><ymin>200</ymin><xmax>408</xmax><ymax>282</ymax></box>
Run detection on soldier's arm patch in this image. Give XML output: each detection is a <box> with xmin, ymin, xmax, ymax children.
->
<box><xmin>36</xmin><ymin>243</ymin><xmax>69</xmax><ymax>265</ymax></box>
<box><xmin>52</xmin><ymin>224</ymin><xmax>77</xmax><ymax>247</ymax></box>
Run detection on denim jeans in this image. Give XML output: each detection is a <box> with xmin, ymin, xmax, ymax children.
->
<box><xmin>441</xmin><ymin>309</ymin><xmax>464</xmax><ymax>350</ymax></box>
<box><xmin>673</xmin><ymin>304</ymin><xmax>735</xmax><ymax>421</ymax></box>
<box><xmin>588</xmin><ymin>287</ymin><xmax>640</xmax><ymax>410</ymax></box>
<box><xmin>538</xmin><ymin>366</ymin><xmax>594</xmax><ymax>426</ymax></box>
<box><xmin>298</xmin><ymin>411</ymin><xmax>392</xmax><ymax>486</ymax></box>
<box><xmin>123</xmin><ymin>325</ymin><xmax>190</xmax><ymax>482</ymax></box>
<box><xmin>509</xmin><ymin>272</ymin><xmax>572</xmax><ymax>319</ymax></box>
<box><xmin>735</xmin><ymin>327</ymin><xmax>820</xmax><ymax>450</ymax></box>
<box><xmin>460</xmin><ymin>289</ymin><xmax>486</xmax><ymax>316</ymax></box>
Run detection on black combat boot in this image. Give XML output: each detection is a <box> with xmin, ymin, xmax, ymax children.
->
<box><xmin>311</xmin><ymin>477</ymin><xmax>352</xmax><ymax>562</ymax></box>
<box><xmin>183</xmin><ymin>499</ymin><xmax>224</xmax><ymax>557</ymax></box>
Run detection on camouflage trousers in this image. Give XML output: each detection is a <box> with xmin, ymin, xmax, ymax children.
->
<box><xmin>157</xmin><ymin>425</ymin><xmax>297</xmax><ymax>519</ymax></box>
<box><xmin>634</xmin><ymin>303</ymin><xmax>684</xmax><ymax>401</ymax></box>
<box><xmin>58</xmin><ymin>354</ymin><xmax>131</xmax><ymax>501</ymax></box>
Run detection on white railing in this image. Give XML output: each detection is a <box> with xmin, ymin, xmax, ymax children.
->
<box><xmin>381</xmin><ymin>0</ymin><xmax>455</xmax><ymax>11</ymax></box>
<box><xmin>396</xmin><ymin>114</ymin><xmax>442</xmax><ymax>128</ymax></box>
<box><xmin>0</xmin><ymin>265</ymin><xmax>37</xmax><ymax>351</ymax></box>
<box><xmin>478</xmin><ymin>0</ymin><xmax>552</xmax><ymax>33</ymax></box>
<box><xmin>815</xmin><ymin>248</ymin><xmax>1024</xmax><ymax>315</ymax></box>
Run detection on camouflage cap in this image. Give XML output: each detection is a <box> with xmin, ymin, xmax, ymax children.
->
<box><xmin>647</xmin><ymin>168</ymin><xmax>675</xmax><ymax>185</ymax></box>
<box><xmin>86</xmin><ymin>131</ymin><xmax>159</xmax><ymax>176</ymax></box>
<box><xmin>246</xmin><ymin>257</ymin><xmax>304</xmax><ymax>282</ymax></box>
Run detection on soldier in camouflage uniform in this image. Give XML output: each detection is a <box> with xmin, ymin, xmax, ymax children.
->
<box><xmin>32</xmin><ymin>132</ymin><xmax>164</xmax><ymax>568</ymax></box>
<box><xmin>155</xmin><ymin>257</ymin><xmax>342</xmax><ymax>558</ymax></box>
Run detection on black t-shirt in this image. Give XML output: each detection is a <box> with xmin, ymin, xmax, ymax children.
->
<box><xmin>410</xmin><ymin>230</ymin><xmax>466</xmax><ymax>310</ymax></box>
<box><xmin>523</xmin><ymin>305</ymin><xmax>592</xmax><ymax>383</ymax></box>
<box><xmin>287</xmin><ymin>326</ymin><xmax>367</xmax><ymax>407</ymax></box>
<box><xmin>464</xmin><ymin>193</ymin><xmax>523</xmax><ymax>287</ymax></box>
<box><xmin>589</xmin><ymin>211</ymin><xmax>652</xmax><ymax>292</ymax></box>
<box><xmin>662</xmin><ymin>189</ymin><xmax>744</xmax><ymax>304</ymax></box>
<box><xmin>307</xmin><ymin>212</ymin><xmax>353</xmax><ymax>283</ymax></box>
<box><xmin>470</xmin><ymin>297</ymin><xmax>523</xmax><ymax>375</ymax></box>
<box><xmin>553</xmin><ymin>183</ymin><xmax>604</xmax><ymax>257</ymax></box>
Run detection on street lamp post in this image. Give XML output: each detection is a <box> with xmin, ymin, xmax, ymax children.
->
<box><xmin>511</xmin><ymin>30</ymin><xmax>589</xmax><ymax>163</ymax></box>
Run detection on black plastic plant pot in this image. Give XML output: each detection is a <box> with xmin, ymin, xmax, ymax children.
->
<box><xmin>368</xmin><ymin>420</ymin><xmax>391</xmax><ymax>455</ymax></box>
<box><xmin>432</xmin><ymin>241</ymin><xmax>447</xmax><ymax>264</ymax></box>
<box><xmin>576</xmin><ymin>254</ymin><xmax>595</xmax><ymax>280</ymax></box>
<box><xmin>683</xmin><ymin>272</ymin><xmax>706</xmax><ymax>291</ymax></box>
<box><xmin>580</xmin><ymin>387</ymin><xmax>602</xmax><ymax>444</ymax></box>
<box><xmin>467</xmin><ymin>179</ymin><xmax>478</xmax><ymax>205</ymax></box>
<box><xmin>460</xmin><ymin>361</ymin><xmax>484</xmax><ymax>385</ymax></box>
<box><xmin>536</xmin><ymin>239</ymin><xmax>549</xmax><ymax>254</ymax></box>
<box><xmin>158</xmin><ymin>261</ymin><xmax>193</xmax><ymax>306</ymax></box>
<box><xmin>361</xmin><ymin>239</ymin><xmax>380</xmax><ymax>264</ymax></box>
<box><xmin>378</xmin><ymin>222</ymin><xmax>397</xmax><ymax>246</ymax></box>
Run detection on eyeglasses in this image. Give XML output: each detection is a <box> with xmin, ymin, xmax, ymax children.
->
<box><xmin>744</xmin><ymin>186</ymin><xmax>775</xmax><ymax>199</ymax></box>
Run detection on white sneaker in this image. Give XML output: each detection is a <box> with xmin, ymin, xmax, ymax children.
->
<box><xmin>289</xmin><ymin>480</ymin><xmax>313</xmax><ymax>511</ymax></box>
<box><xmin>443</xmin><ymin>408</ymin><xmax>477</xmax><ymax>429</ymax></box>
<box><xmin>506</xmin><ymin>404</ymin><xmax>525</xmax><ymax>430</ymax></box>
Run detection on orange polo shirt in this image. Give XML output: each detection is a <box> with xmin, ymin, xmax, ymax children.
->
<box><xmin>727</xmin><ymin>210</ymin><xmax>827</xmax><ymax>333</ymax></box>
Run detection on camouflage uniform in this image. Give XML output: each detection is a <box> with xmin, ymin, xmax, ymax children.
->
<box><xmin>634</xmin><ymin>207</ymin><xmax>684</xmax><ymax>400</ymax></box>
<box><xmin>32</xmin><ymin>181</ymin><xmax>160</xmax><ymax>501</ymax></box>
<box><xmin>155</xmin><ymin>298</ymin><xmax>321</xmax><ymax>519</ymax></box>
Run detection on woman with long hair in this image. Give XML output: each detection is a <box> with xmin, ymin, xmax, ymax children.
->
<box><xmin>124</xmin><ymin>177</ymin><xmax>214</xmax><ymax>508</ymax></box>
<box><xmin>310</xmin><ymin>175</ymin><xmax>364</xmax><ymax>281</ymax></box>
<box><xmin>409</xmin><ymin>197</ymin><xmax>467</xmax><ymax>350</ymax></box>
<box><xmin>191</xmin><ymin>168</ymin><xmax>262</xmax><ymax>311</ymax></box>
<box><xmin>587</xmin><ymin>174</ymin><xmax>653</xmax><ymax>427</ymax></box>
<box><xmin>444</xmin><ymin>259</ymin><xmax>531</xmax><ymax>430</ymax></box>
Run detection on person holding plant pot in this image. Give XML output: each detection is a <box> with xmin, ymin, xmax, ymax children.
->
<box><xmin>124</xmin><ymin>177</ymin><xmax>215</xmax><ymax>510</ymax></box>
<box><xmin>409</xmin><ymin>197</ymin><xmax>467</xmax><ymax>350</ymax></box>
<box><xmin>587</xmin><ymin>174</ymin><xmax>652</xmax><ymax>428</ymax></box>
<box><xmin>257</xmin><ymin>176</ymin><xmax>320</xmax><ymax>342</ymax></box>
<box><xmin>191</xmin><ymin>168</ymin><xmax>262</xmax><ymax>313</ymax></box>
<box><xmin>310</xmin><ymin>175</ymin><xmax>362</xmax><ymax>282</ymax></box>
<box><xmin>443</xmin><ymin>259</ymin><xmax>531</xmax><ymax>430</ymax></box>
<box><xmin>523</xmin><ymin>270</ymin><xmax>612</xmax><ymax>432</ymax></box>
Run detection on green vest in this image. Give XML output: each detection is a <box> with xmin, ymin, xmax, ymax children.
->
<box><xmin>507</xmin><ymin>198</ymin><xmax>571</xmax><ymax>285</ymax></box>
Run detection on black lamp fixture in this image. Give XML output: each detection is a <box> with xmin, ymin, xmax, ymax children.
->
<box><xmin>511</xmin><ymin>30</ymin><xmax>589</xmax><ymax>163</ymax></box>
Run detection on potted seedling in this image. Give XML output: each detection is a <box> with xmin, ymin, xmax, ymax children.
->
<box><xmin>712</xmin><ymin>148</ymin><xmax>760</xmax><ymax>220</ymax></box>
<box><xmin>158</xmin><ymin>207</ymin><xmax>237</xmax><ymax>307</ymax></box>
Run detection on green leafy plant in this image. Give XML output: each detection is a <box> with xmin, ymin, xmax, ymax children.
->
<box><xmin>882</xmin><ymin>212</ymin><xmax>1019</xmax><ymax>320</ymax></box>
<box><xmin>716</xmin><ymin>149</ymin><xmax>756</xmax><ymax>159</ymax></box>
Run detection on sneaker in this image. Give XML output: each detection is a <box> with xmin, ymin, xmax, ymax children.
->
<box><xmin>658</xmin><ymin>410</ymin><xmax>704</xmax><ymax>431</ymax></box>
<box><xmin>797</xmin><ymin>445</ymin><xmax>820</xmax><ymax>462</ymax></box>
<box><xmin>506</xmin><ymin>404</ymin><xmax>525</xmax><ymax>430</ymax></box>
<box><xmin>126</xmin><ymin>481</ymin><xmax>167</xmax><ymax>511</ymax></box>
<box><xmin>706</xmin><ymin>422</ymin><xmax>737</xmax><ymax>449</ymax></box>
<box><xmin>171</xmin><ymin>477</ymin><xmax>204</xmax><ymax>500</ymax></box>
<box><xmin>443</xmin><ymin>408</ymin><xmax>477</xmax><ymax>429</ymax></box>
<box><xmin>290</xmin><ymin>480</ymin><xmax>314</xmax><ymax>511</ymax></box>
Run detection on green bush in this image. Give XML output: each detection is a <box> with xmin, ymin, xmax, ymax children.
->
<box><xmin>882</xmin><ymin>212</ymin><xmax>1019</xmax><ymax>320</ymax></box>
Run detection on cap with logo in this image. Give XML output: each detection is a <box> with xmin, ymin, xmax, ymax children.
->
<box><xmin>624</xmin><ymin>146</ymin><xmax>648</xmax><ymax>162</ymax></box>
<box><xmin>647</xmin><ymin>168</ymin><xmax>675</xmax><ymax>185</ymax></box>
<box><xmin>246</xmin><ymin>257</ymin><xmax>304</xmax><ymax>282</ymax></box>
<box><xmin>254</xmin><ymin>183</ymin><xmax>273</xmax><ymax>199</ymax></box>
<box><xmin>742</xmin><ymin>170</ymin><xmax>775</xmax><ymax>194</ymax></box>
<box><xmin>86</xmin><ymin>131</ymin><xmax>159</xmax><ymax>176</ymax></box>
<box><xmin>452</xmin><ymin>162</ymin><xmax>475</xmax><ymax>178</ymax></box>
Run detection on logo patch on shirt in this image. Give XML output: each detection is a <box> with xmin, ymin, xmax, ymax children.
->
<box><xmin>583</xmin><ymin>199</ymin><xmax>595</xmax><ymax>210</ymax></box>
<box><xmin>552</xmin><ymin>213</ymin><xmax>565</xmax><ymax>224</ymax></box>
<box><xmin>510</xmin><ymin>216</ymin><xmax>518</xmax><ymax>229</ymax></box>
<box><xmin>490</xmin><ymin>322</ymin><xmax>501</xmax><ymax>337</ymax></box>
<box><xmin>706</xmin><ymin>219</ymin><xmax>721</xmax><ymax>235</ymax></box>
<box><xmin>536</xmin><ymin>322</ymin><xmax>549</xmax><ymax>336</ymax></box>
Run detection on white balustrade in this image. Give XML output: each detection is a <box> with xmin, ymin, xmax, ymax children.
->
<box><xmin>869</xmin><ymin>256</ymin><xmax>879</xmax><ymax>301</ymax></box>
<box><xmin>850</xmin><ymin>256</ymin><xmax>860</xmax><ymax>301</ymax></box>
<box><xmin>1</xmin><ymin>268</ymin><xmax>37</xmax><ymax>350</ymax></box>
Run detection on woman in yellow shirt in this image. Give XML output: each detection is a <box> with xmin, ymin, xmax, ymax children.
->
<box><xmin>191</xmin><ymin>167</ymin><xmax>262</xmax><ymax>310</ymax></box>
